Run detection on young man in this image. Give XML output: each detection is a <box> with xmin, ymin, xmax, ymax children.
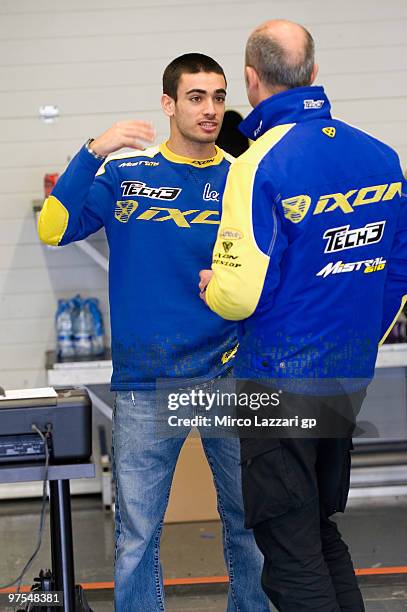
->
<box><xmin>201</xmin><ymin>20</ymin><xmax>406</xmax><ymax>612</ymax></box>
<box><xmin>38</xmin><ymin>54</ymin><xmax>269</xmax><ymax>612</ymax></box>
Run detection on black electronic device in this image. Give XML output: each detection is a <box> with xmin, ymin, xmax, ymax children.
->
<box><xmin>0</xmin><ymin>386</ymin><xmax>94</xmax><ymax>611</ymax></box>
<box><xmin>0</xmin><ymin>387</ymin><xmax>91</xmax><ymax>464</ymax></box>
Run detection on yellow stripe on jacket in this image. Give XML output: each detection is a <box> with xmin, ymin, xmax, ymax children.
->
<box><xmin>206</xmin><ymin>123</ymin><xmax>295</xmax><ymax>320</ymax></box>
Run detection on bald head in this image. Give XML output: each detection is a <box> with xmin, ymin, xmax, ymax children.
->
<box><xmin>245</xmin><ymin>19</ymin><xmax>315</xmax><ymax>93</ymax></box>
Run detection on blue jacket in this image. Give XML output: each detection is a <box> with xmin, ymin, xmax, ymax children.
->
<box><xmin>38</xmin><ymin>142</ymin><xmax>237</xmax><ymax>390</ymax></box>
<box><xmin>206</xmin><ymin>86</ymin><xmax>407</xmax><ymax>390</ymax></box>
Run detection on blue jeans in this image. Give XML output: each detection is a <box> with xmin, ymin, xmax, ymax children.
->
<box><xmin>112</xmin><ymin>388</ymin><xmax>270</xmax><ymax>611</ymax></box>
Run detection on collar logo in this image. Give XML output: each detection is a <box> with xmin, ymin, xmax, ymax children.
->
<box><xmin>322</xmin><ymin>127</ymin><xmax>336</xmax><ymax>138</ymax></box>
<box><xmin>304</xmin><ymin>99</ymin><xmax>325</xmax><ymax>110</ymax></box>
<box><xmin>282</xmin><ymin>195</ymin><xmax>311</xmax><ymax>223</ymax></box>
<box><xmin>253</xmin><ymin>119</ymin><xmax>263</xmax><ymax>138</ymax></box>
<box><xmin>115</xmin><ymin>200</ymin><xmax>138</xmax><ymax>223</ymax></box>
<box><xmin>192</xmin><ymin>157</ymin><xmax>215</xmax><ymax>166</ymax></box>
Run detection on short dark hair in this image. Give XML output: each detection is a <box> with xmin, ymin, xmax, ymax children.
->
<box><xmin>245</xmin><ymin>27</ymin><xmax>315</xmax><ymax>90</ymax></box>
<box><xmin>163</xmin><ymin>53</ymin><xmax>226</xmax><ymax>101</ymax></box>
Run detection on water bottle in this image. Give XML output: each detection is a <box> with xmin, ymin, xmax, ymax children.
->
<box><xmin>86</xmin><ymin>298</ymin><xmax>105</xmax><ymax>356</ymax></box>
<box><xmin>72</xmin><ymin>296</ymin><xmax>93</xmax><ymax>357</ymax></box>
<box><xmin>55</xmin><ymin>299</ymin><xmax>75</xmax><ymax>359</ymax></box>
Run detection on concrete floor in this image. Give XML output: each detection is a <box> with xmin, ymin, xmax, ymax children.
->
<box><xmin>1</xmin><ymin>495</ymin><xmax>407</xmax><ymax>610</ymax></box>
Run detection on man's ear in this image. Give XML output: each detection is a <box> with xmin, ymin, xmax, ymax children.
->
<box><xmin>245</xmin><ymin>65</ymin><xmax>260</xmax><ymax>107</ymax></box>
<box><xmin>310</xmin><ymin>63</ymin><xmax>319</xmax><ymax>85</ymax></box>
<box><xmin>245</xmin><ymin>65</ymin><xmax>259</xmax><ymax>91</ymax></box>
<box><xmin>161</xmin><ymin>94</ymin><xmax>175</xmax><ymax>117</ymax></box>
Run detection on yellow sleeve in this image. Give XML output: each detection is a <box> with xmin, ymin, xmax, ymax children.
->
<box><xmin>38</xmin><ymin>196</ymin><xmax>69</xmax><ymax>246</ymax></box>
<box><xmin>205</xmin><ymin>160</ymin><xmax>270</xmax><ymax>320</ymax></box>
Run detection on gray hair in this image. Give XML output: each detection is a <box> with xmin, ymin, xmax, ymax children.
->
<box><xmin>245</xmin><ymin>27</ymin><xmax>315</xmax><ymax>90</ymax></box>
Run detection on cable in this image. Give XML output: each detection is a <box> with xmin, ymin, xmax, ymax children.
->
<box><xmin>0</xmin><ymin>424</ymin><xmax>50</xmax><ymax>603</ymax></box>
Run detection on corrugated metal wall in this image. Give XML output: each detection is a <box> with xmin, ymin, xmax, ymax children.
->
<box><xmin>1</xmin><ymin>0</ymin><xmax>406</xmax><ymax>389</ymax></box>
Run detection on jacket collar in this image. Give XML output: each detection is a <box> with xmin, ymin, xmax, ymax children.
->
<box><xmin>159</xmin><ymin>141</ymin><xmax>224</xmax><ymax>167</ymax></box>
<box><xmin>239</xmin><ymin>86</ymin><xmax>332</xmax><ymax>141</ymax></box>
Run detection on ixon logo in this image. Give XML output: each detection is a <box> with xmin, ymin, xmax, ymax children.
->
<box><xmin>282</xmin><ymin>182</ymin><xmax>402</xmax><ymax>223</ymax></box>
<box><xmin>114</xmin><ymin>200</ymin><xmax>219</xmax><ymax>227</ymax></box>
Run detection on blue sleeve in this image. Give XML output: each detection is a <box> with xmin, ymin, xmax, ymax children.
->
<box><xmin>38</xmin><ymin>145</ymin><xmax>115</xmax><ymax>246</ymax></box>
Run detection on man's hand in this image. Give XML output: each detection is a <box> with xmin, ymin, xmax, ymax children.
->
<box><xmin>90</xmin><ymin>120</ymin><xmax>156</xmax><ymax>158</ymax></box>
<box><xmin>199</xmin><ymin>269</ymin><xmax>214</xmax><ymax>304</ymax></box>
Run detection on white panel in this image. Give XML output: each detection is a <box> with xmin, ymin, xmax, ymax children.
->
<box><xmin>3</xmin><ymin>119</ymin><xmax>407</xmax><ymax>172</ymax></box>
<box><xmin>0</xmin><ymin>314</ymin><xmax>109</xmax><ymax>345</ymax></box>
<box><xmin>332</xmin><ymin>97</ymin><xmax>407</xmax><ymax>124</ymax></box>
<box><xmin>0</xmin><ymin>8</ymin><xmax>247</xmax><ymax>39</ymax></box>
<box><xmin>395</xmin><ymin>147</ymin><xmax>407</xmax><ymax>169</ymax></box>
<box><xmin>2</xmin><ymin>29</ymin><xmax>406</xmax><ymax>96</ymax></box>
<box><xmin>318</xmin><ymin>46</ymin><xmax>407</xmax><ymax>77</ymax></box>
<box><xmin>0</xmin><ymin>343</ymin><xmax>53</xmax><ymax>370</ymax></box>
<box><xmin>0</xmin><ymin>1</ymin><xmax>406</xmax><ymax>29</ymax></box>
<box><xmin>0</xmin><ymin>113</ymin><xmax>167</xmax><ymax>146</ymax></box>
<box><xmin>0</xmin><ymin>57</ymin><xmax>190</xmax><ymax>92</ymax></box>
<box><xmin>0</xmin><ymin>318</ymin><xmax>54</xmax><ymax>345</ymax></box>
<box><xmin>0</xmin><ymin>290</ymin><xmax>109</xmax><ymax>319</ymax></box>
<box><xmin>0</xmin><ymin>217</ymin><xmax>41</xmax><ymax>244</ymax></box>
<box><xmin>0</xmin><ymin>30</ymin><xmax>241</xmax><ymax>68</ymax></box>
<box><xmin>0</xmin><ymin>368</ymin><xmax>47</xmax><ymax>390</ymax></box>
<box><xmin>312</xmin><ymin>19</ymin><xmax>407</xmax><ymax>49</ymax></box>
<box><xmin>2</xmin><ymin>74</ymin><xmax>407</xmax><ymax>123</ymax></box>
<box><xmin>0</xmin><ymin>0</ymin><xmax>250</xmax><ymax>13</ymax></box>
<box><xmin>0</xmin><ymin>242</ymin><xmax>107</xmax><ymax>269</ymax></box>
<box><xmin>0</xmin><ymin>167</ymin><xmax>72</xmax><ymax>196</ymax></box>
<box><xmin>322</xmin><ymin>71</ymin><xmax>407</xmax><ymax>101</ymax></box>
<box><xmin>0</xmin><ymin>196</ymin><xmax>41</xmax><ymax>220</ymax></box>
<box><xmin>4</xmin><ymin>100</ymin><xmax>407</xmax><ymax>149</ymax></box>
<box><xmin>0</xmin><ymin>265</ymin><xmax>107</xmax><ymax>294</ymax></box>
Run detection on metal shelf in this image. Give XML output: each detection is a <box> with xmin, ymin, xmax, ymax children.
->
<box><xmin>33</xmin><ymin>200</ymin><xmax>109</xmax><ymax>271</ymax></box>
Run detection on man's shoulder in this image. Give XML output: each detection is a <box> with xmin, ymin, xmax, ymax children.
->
<box><xmin>217</xmin><ymin>148</ymin><xmax>235</xmax><ymax>165</ymax></box>
<box><xmin>96</xmin><ymin>145</ymin><xmax>161</xmax><ymax>176</ymax></box>
<box><xmin>333</xmin><ymin>118</ymin><xmax>400</xmax><ymax>159</ymax></box>
<box><xmin>230</xmin><ymin>123</ymin><xmax>297</xmax><ymax>170</ymax></box>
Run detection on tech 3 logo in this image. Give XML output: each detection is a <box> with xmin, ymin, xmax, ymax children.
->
<box><xmin>323</xmin><ymin>221</ymin><xmax>386</xmax><ymax>253</ymax></box>
<box><xmin>282</xmin><ymin>182</ymin><xmax>402</xmax><ymax>223</ymax></box>
<box><xmin>120</xmin><ymin>181</ymin><xmax>181</xmax><ymax>200</ymax></box>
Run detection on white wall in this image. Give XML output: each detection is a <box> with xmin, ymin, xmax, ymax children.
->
<box><xmin>1</xmin><ymin>0</ymin><xmax>406</xmax><ymax>389</ymax></box>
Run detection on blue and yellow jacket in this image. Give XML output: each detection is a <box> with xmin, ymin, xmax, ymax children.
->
<box><xmin>38</xmin><ymin>142</ymin><xmax>237</xmax><ymax>390</ymax></box>
<box><xmin>206</xmin><ymin>86</ymin><xmax>407</xmax><ymax>387</ymax></box>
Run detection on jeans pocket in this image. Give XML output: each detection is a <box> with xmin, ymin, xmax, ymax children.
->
<box><xmin>240</xmin><ymin>439</ymin><xmax>302</xmax><ymax>528</ymax></box>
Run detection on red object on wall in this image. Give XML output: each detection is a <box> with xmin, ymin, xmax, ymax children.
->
<box><xmin>44</xmin><ymin>173</ymin><xmax>59</xmax><ymax>197</ymax></box>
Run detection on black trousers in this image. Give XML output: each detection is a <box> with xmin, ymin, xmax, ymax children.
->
<box><xmin>239</xmin><ymin>390</ymin><xmax>366</xmax><ymax>612</ymax></box>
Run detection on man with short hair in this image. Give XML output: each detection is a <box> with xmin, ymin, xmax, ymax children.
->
<box><xmin>200</xmin><ymin>20</ymin><xmax>406</xmax><ymax>612</ymax></box>
<box><xmin>38</xmin><ymin>54</ymin><xmax>269</xmax><ymax>611</ymax></box>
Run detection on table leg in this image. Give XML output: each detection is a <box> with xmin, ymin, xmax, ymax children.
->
<box><xmin>49</xmin><ymin>479</ymin><xmax>76</xmax><ymax>611</ymax></box>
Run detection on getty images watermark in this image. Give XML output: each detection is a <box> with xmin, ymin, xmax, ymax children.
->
<box><xmin>155</xmin><ymin>374</ymin><xmax>405</xmax><ymax>439</ymax></box>
<box><xmin>161</xmin><ymin>384</ymin><xmax>318</xmax><ymax>435</ymax></box>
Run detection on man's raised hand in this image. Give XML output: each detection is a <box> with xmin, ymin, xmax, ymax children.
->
<box><xmin>90</xmin><ymin>120</ymin><xmax>156</xmax><ymax>158</ymax></box>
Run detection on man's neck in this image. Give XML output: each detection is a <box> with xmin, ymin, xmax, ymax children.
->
<box><xmin>166</xmin><ymin>134</ymin><xmax>217</xmax><ymax>160</ymax></box>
